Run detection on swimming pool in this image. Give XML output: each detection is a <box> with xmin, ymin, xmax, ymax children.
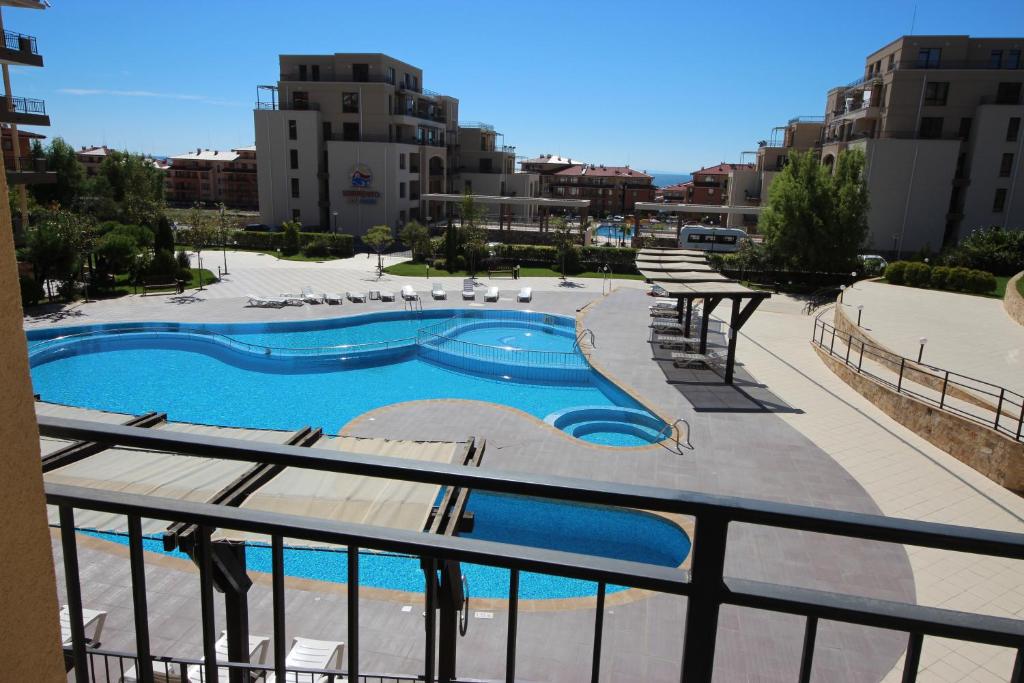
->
<box><xmin>595</xmin><ymin>224</ymin><xmax>635</xmax><ymax>240</ymax></box>
<box><xmin>28</xmin><ymin>311</ymin><xmax>666</xmax><ymax>447</ymax></box>
<box><xmin>81</xmin><ymin>492</ymin><xmax>690</xmax><ymax>599</ymax></box>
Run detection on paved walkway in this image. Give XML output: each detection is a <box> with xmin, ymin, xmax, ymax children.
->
<box><xmin>841</xmin><ymin>280</ymin><xmax>1024</xmax><ymax>397</ymax></box>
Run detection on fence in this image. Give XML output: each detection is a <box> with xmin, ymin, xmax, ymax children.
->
<box><xmin>44</xmin><ymin>416</ymin><xmax>1024</xmax><ymax>683</ymax></box>
<box><xmin>812</xmin><ymin>318</ymin><xmax>1024</xmax><ymax>441</ymax></box>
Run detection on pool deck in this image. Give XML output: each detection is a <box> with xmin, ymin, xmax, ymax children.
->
<box><xmin>35</xmin><ymin>262</ymin><xmax>1024</xmax><ymax>682</ymax></box>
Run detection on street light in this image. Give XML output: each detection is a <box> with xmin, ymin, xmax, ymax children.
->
<box><xmin>857</xmin><ymin>304</ymin><xmax>864</xmax><ymax>327</ymax></box>
<box><xmin>332</xmin><ymin>211</ymin><xmax>338</xmax><ymax>232</ymax></box>
<box><xmin>918</xmin><ymin>337</ymin><xmax>927</xmax><ymax>363</ymax></box>
<box><xmin>839</xmin><ymin>284</ymin><xmax>846</xmax><ymax>302</ymax></box>
<box><xmin>219</xmin><ymin>203</ymin><xmax>229</xmax><ymax>276</ymax></box>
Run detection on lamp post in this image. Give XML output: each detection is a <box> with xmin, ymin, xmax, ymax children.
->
<box><xmin>839</xmin><ymin>284</ymin><xmax>846</xmax><ymax>302</ymax></box>
<box><xmin>857</xmin><ymin>304</ymin><xmax>864</xmax><ymax>327</ymax></box>
<box><xmin>331</xmin><ymin>211</ymin><xmax>338</xmax><ymax>233</ymax></box>
<box><xmin>219</xmin><ymin>203</ymin><xmax>229</xmax><ymax>276</ymax></box>
<box><xmin>918</xmin><ymin>337</ymin><xmax>927</xmax><ymax>363</ymax></box>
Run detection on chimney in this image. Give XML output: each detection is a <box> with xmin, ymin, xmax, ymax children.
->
<box><xmin>197</xmin><ymin>148</ymin><xmax>201</xmax><ymax>154</ymax></box>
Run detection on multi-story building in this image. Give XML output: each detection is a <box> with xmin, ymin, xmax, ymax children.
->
<box><xmin>164</xmin><ymin>145</ymin><xmax>258</xmax><ymax>210</ymax></box>
<box><xmin>76</xmin><ymin>145</ymin><xmax>110</xmax><ymax>175</ymax></box>
<box><xmin>819</xmin><ymin>35</ymin><xmax>1024</xmax><ymax>254</ymax></box>
<box><xmin>666</xmin><ymin>163</ymin><xmax>753</xmax><ymax>225</ymax></box>
<box><xmin>2</xmin><ymin>125</ymin><xmax>49</xmax><ymax>185</ymax></box>
<box><xmin>519</xmin><ymin>153</ymin><xmax>584</xmax><ymax>198</ymax></box>
<box><xmin>752</xmin><ymin>117</ymin><xmax>824</xmax><ymax>203</ymax></box>
<box><xmin>254</xmin><ymin>53</ymin><xmax>459</xmax><ymax>233</ymax></box>
<box><xmin>0</xmin><ymin>0</ymin><xmax>51</xmax><ymax>234</ymax></box>
<box><xmin>449</xmin><ymin>124</ymin><xmax>539</xmax><ymax>221</ymax></box>
<box><xmin>548</xmin><ymin>164</ymin><xmax>654</xmax><ymax>216</ymax></box>
<box><xmin>658</xmin><ymin>180</ymin><xmax>693</xmax><ymax>203</ymax></box>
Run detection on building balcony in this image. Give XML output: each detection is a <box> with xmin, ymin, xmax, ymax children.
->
<box><xmin>0</xmin><ymin>95</ymin><xmax>49</xmax><ymax>126</ymax></box>
<box><xmin>0</xmin><ymin>30</ymin><xmax>42</xmax><ymax>67</ymax></box>
<box><xmin>5</xmin><ymin>156</ymin><xmax>54</xmax><ymax>185</ymax></box>
<box><xmin>392</xmin><ymin>106</ymin><xmax>446</xmax><ymax>124</ymax></box>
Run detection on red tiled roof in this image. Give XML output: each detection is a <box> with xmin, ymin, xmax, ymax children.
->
<box><xmin>662</xmin><ymin>181</ymin><xmax>693</xmax><ymax>191</ymax></box>
<box><xmin>554</xmin><ymin>164</ymin><xmax>652</xmax><ymax>178</ymax></box>
<box><xmin>691</xmin><ymin>163</ymin><xmax>754</xmax><ymax>176</ymax></box>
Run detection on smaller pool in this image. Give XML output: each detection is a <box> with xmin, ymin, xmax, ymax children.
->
<box><xmin>595</xmin><ymin>224</ymin><xmax>636</xmax><ymax>240</ymax></box>
<box><xmin>448</xmin><ymin>320</ymin><xmax>574</xmax><ymax>352</ymax></box>
<box><xmin>545</xmin><ymin>405</ymin><xmax>667</xmax><ymax>447</ymax></box>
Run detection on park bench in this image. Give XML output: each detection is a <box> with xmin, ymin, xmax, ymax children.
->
<box><xmin>141</xmin><ymin>277</ymin><xmax>181</xmax><ymax>296</ymax></box>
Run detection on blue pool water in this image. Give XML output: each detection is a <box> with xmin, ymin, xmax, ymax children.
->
<box><xmin>595</xmin><ymin>224</ymin><xmax>635</xmax><ymax>240</ymax></box>
<box><xmin>81</xmin><ymin>493</ymin><xmax>690</xmax><ymax>599</ymax></box>
<box><xmin>29</xmin><ymin>311</ymin><xmax>664</xmax><ymax>445</ymax></box>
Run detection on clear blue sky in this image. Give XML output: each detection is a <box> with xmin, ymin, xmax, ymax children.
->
<box><xmin>9</xmin><ymin>0</ymin><xmax>1023</xmax><ymax>173</ymax></box>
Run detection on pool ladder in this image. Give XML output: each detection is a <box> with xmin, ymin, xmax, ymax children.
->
<box><xmin>404</xmin><ymin>297</ymin><xmax>423</xmax><ymax>314</ymax></box>
<box><xmin>573</xmin><ymin>328</ymin><xmax>596</xmax><ymax>350</ymax></box>
<box><xmin>657</xmin><ymin>418</ymin><xmax>694</xmax><ymax>454</ymax></box>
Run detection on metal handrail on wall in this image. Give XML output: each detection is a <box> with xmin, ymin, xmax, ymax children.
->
<box><xmin>812</xmin><ymin>318</ymin><xmax>1024</xmax><ymax>441</ymax></box>
<box><xmin>43</xmin><ymin>417</ymin><xmax>1024</xmax><ymax>683</ymax></box>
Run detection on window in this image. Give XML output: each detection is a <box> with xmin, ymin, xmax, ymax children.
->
<box><xmin>1009</xmin><ymin>117</ymin><xmax>1021</xmax><ymax>142</ymax></box>
<box><xmin>288</xmin><ymin>120</ymin><xmax>297</xmax><ymax>140</ymax></box>
<box><xmin>342</xmin><ymin>92</ymin><xmax>359</xmax><ymax>113</ymax></box>
<box><xmin>924</xmin><ymin>82</ymin><xmax>949</xmax><ymax>105</ymax></box>
<box><xmin>289</xmin><ymin>149</ymin><xmax>298</xmax><ymax>170</ymax></box>
<box><xmin>399</xmin><ymin>182</ymin><xmax>406</xmax><ymax>199</ymax></box>
<box><xmin>353</xmin><ymin>63</ymin><xmax>369</xmax><ymax>82</ymax></box>
<box><xmin>386</xmin><ymin>66</ymin><xmax>396</xmax><ymax>84</ymax></box>
<box><xmin>342</xmin><ymin>122</ymin><xmax>359</xmax><ymax>141</ymax></box>
<box><xmin>292</xmin><ymin>91</ymin><xmax>309</xmax><ymax>110</ymax></box>
<box><xmin>887</xmin><ymin>54</ymin><xmax>895</xmax><ymax>71</ymax></box>
<box><xmin>291</xmin><ymin>178</ymin><xmax>300</xmax><ymax>198</ymax></box>
<box><xmin>292</xmin><ymin>209</ymin><xmax>300</xmax><ymax>221</ymax></box>
<box><xmin>322</xmin><ymin>122</ymin><xmax>332</xmax><ymax>140</ymax></box>
<box><xmin>311</xmin><ymin>64</ymin><xmax>320</xmax><ymax>82</ymax></box>
<box><xmin>919</xmin><ymin>117</ymin><xmax>944</xmax><ymax>139</ymax></box>
<box><xmin>298</xmin><ymin>64</ymin><xmax>307</xmax><ymax>81</ymax></box>
<box><xmin>996</xmin><ymin>82</ymin><xmax>1022</xmax><ymax>105</ymax></box>
<box><xmin>916</xmin><ymin>48</ymin><xmax>941</xmax><ymax>68</ymax></box>
<box><xmin>958</xmin><ymin>117</ymin><xmax>972</xmax><ymax>140</ymax></box>
<box><xmin>399</xmin><ymin>210</ymin><xmax>406</xmax><ymax>225</ymax></box>
<box><xmin>990</xmin><ymin>50</ymin><xmax>1004</xmax><ymax>68</ymax></box>
<box><xmin>1000</xmin><ymin>153</ymin><xmax>1014</xmax><ymax>177</ymax></box>
<box><xmin>993</xmin><ymin>188</ymin><xmax>1007</xmax><ymax>212</ymax></box>
<box><xmin>1008</xmin><ymin>50</ymin><xmax>1022</xmax><ymax>69</ymax></box>
<box><xmin>399</xmin><ymin>154</ymin><xmax>406</xmax><ymax>170</ymax></box>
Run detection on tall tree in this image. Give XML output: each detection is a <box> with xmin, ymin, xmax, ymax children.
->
<box><xmin>550</xmin><ymin>216</ymin><xmax>576</xmax><ymax>279</ymax></box>
<box><xmin>153</xmin><ymin>214</ymin><xmax>175</xmax><ymax>254</ymax></box>
<box><xmin>399</xmin><ymin>220</ymin><xmax>431</xmax><ymax>262</ymax></box>
<box><xmin>29</xmin><ymin>137</ymin><xmax>87</xmax><ymax>209</ymax></box>
<box><xmin>363</xmin><ymin>224</ymin><xmax>394</xmax><ymax>277</ymax></box>
<box><xmin>187</xmin><ymin>204</ymin><xmax>217</xmax><ymax>290</ymax></box>
<box><xmin>27</xmin><ymin>209</ymin><xmax>90</xmax><ymax>300</ymax></box>
<box><xmin>829</xmin><ymin>149</ymin><xmax>870</xmax><ymax>272</ymax></box>
<box><xmin>83</xmin><ymin>150</ymin><xmax>165</xmax><ymax>226</ymax></box>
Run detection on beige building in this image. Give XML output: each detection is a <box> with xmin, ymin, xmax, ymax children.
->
<box><xmin>255</xmin><ymin>53</ymin><xmax>459</xmax><ymax>234</ymax></box>
<box><xmin>519</xmin><ymin>153</ymin><xmax>584</xmax><ymax>199</ymax></box>
<box><xmin>820</xmin><ymin>35</ymin><xmax>1024</xmax><ymax>254</ymax></box>
<box><xmin>449</xmin><ymin>124</ymin><xmax>539</xmax><ymax>221</ymax></box>
<box><xmin>165</xmin><ymin>145</ymin><xmax>258</xmax><ymax>209</ymax></box>
<box><xmin>752</xmin><ymin>117</ymin><xmax>824</xmax><ymax>204</ymax></box>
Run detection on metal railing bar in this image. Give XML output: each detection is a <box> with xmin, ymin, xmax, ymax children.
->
<box><xmin>197</xmin><ymin>526</ymin><xmax>218</xmax><ymax>683</ymax></box>
<box><xmin>591</xmin><ymin>581</ymin><xmax>606</xmax><ymax>683</ymax></box>
<box><xmin>59</xmin><ymin>504</ymin><xmax>89</xmax><ymax>681</ymax></box>
<box><xmin>725</xmin><ymin>578</ymin><xmax>1024</xmax><ymax>648</ymax></box>
<box><xmin>348</xmin><ymin>545</ymin><xmax>360</xmax><ymax>681</ymax></box>
<box><xmin>506</xmin><ymin>570</ymin><xmax>518</xmax><ymax>683</ymax></box>
<box><xmin>272</xmin><ymin>534</ymin><xmax>286</xmax><ymax>683</ymax></box>
<box><xmin>797</xmin><ymin>616</ymin><xmax>817</xmax><ymax>683</ymax></box>
<box><xmin>47</xmin><ymin>484</ymin><xmax>691</xmax><ymax>594</ymax></box>
<box><xmin>127</xmin><ymin>514</ymin><xmax>154</xmax><ymax>683</ymax></box>
<box><xmin>902</xmin><ymin>632</ymin><xmax>923</xmax><ymax>683</ymax></box>
<box><xmin>40</xmin><ymin>422</ymin><xmax>1024</xmax><ymax>559</ymax></box>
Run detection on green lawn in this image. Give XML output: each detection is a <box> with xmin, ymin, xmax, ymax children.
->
<box><xmin>1015</xmin><ymin>275</ymin><xmax>1024</xmax><ymax>298</ymax></box>
<box><xmin>105</xmin><ymin>268</ymin><xmax>218</xmax><ymax>296</ymax></box>
<box><xmin>883</xmin><ymin>276</ymin><xmax>1007</xmax><ymax>299</ymax></box>
<box><xmin>177</xmin><ymin>245</ymin><xmax>348</xmax><ymax>263</ymax></box>
<box><xmin>384</xmin><ymin>262</ymin><xmax>644</xmax><ymax>280</ymax></box>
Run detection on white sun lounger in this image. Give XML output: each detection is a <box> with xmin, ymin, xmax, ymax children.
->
<box><xmin>278</xmin><ymin>293</ymin><xmax>305</xmax><ymax>306</ymax></box>
<box><xmin>185</xmin><ymin>632</ymin><xmax>270</xmax><ymax>683</ymax></box>
<box><xmin>346</xmin><ymin>291</ymin><xmax>366</xmax><ymax>303</ymax></box>
<box><xmin>324</xmin><ymin>292</ymin><xmax>343</xmax><ymax>305</ymax></box>
<box><xmin>672</xmin><ymin>350</ymin><xmax>728</xmax><ymax>369</ymax></box>
<box><xmin>484</xmin><ymin>286</ymin><xmax>499</xmax><ymax>302</ymax></box>
<box><xmin>462</xmin><ymin>279</ymin><xmax>475</xmax><ymax>300</ymax></box>
<box><xmin>517</xmin><ymin>286</ymin><xmax>532</xmax><ymax>302</ymax></box>
<box><xmin>432</xmin><ymin>282</ymin><xmax>447</xmax><ymax>300</ymax></box>
<box><xmin>265</xmin><ymin>637</ymin><xmax>345</xmax><ymax>683</ymax></box>
<box><xmin>401</xmin><ymin>285</ymin><xmax>419</xmax><ymax>301</ymax></box>
<box><xmin>60</xmin><ymin>605</ymin><xmax>107</xmax><ymax>648</ymax></box>
<box><xmin>380</xmin><ymin>291</ymin><xmax>396</xmax><ymax>302</ymax></box>
<box><xmin>301</xmin><ymin>286</ymin><xmax>325</xmax><ymax>304</ymax></box>
<box><xmin>247</xmin><ymin>294</ymin><xmax>288</xmax><ymax>308</ymax></box>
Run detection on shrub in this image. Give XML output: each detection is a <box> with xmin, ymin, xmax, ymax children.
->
<box><xmin>148</xmin><ymin>250</ymin><xmax>180</xmax><ymax>281</ymax></box>
<box><xmin>964</xmin><ymin>269</ymin><xmax>996</xmax><ymax>294</ymax></box>
<box><xmin>929</xmin><ymin>266</ymin><xmax>951</xmax><ymax>290</ymax></box>
<box><xmin>431</xmin><ymin>258</ymin><xmax>446</xmax><ymax>272</ymax></box>
<box><xmin>282</xmin><ymin>222</ymin><xmax>301</xmax><ymax>255</ymax></box>
<box><xmin>175</xmin><ymin>250</ymin><xmax>191</xmax><ymax>271</ymax></box>
<box><xmin>943</xmin><ymin>226</ymin><xmax>1024</xmax><ymax>276</ymax></box>
<box><xmin>946</xmin><ymin>266</ymin><xmax>971</xmax><ymax>292</ymax></box>
<box><xmin>303</xmin><ymin>237</ymin><xmax>331</xmax><ymax>258</ymax></box>
<box><xmin>19</xmin><ymin>275</ymin><xmax>44</xmax><ymax>306</ymax></box>
<box><xmin>452</xmin><ymin>254</ymin><xmax>466</xmax><ymax>271</ymax></box>
<box><xmin>904</xmin><ymin>261</ymin><xmax>931</xmax><ymax>287</ymax></box>
<box><xmin>885</xmin><ymin>261</ymin><xmax>908</xmax><ymax>285</ymax></box>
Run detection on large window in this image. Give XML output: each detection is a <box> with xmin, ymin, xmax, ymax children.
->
<box><xmin>292</xmin><ymin>91</ymin><xmax>309</xmax><ymax>110</ymax></box>
<box><xmin>289</xmin><ymin>149</ymin><xmax>298</xmax><ymax>170</ymax></box>
<box><xmin>291</xmin><ymin>178</ymin><xmax>300</xmax><ymax>198</ymax></box>
<box><xmin>1000</xmin><ymin>153</ymin><xmax>1014</xmax><ymax>178</ymax></box>
<box><xmin>298</xmin><ymin>64</ymin><xmax>307</xmax><ymax>81</ymax></box>
<box><xmin>399</xmin><ymin>153</ymin><xmax>406</xmax><ymax>170</ymax></box>
<box><xmin>924</xmin><ymin>82</ymin><xmax>949</xmax><ymax>105</ymax></box>
<box><xmin>1008</xmin><ymin>50</ymin><xmax>1022</xmax><ymax>69</ymax></box>
<box><xmin>1009</xmin><ymin>117</ymin><xmax>1021</xmax><ymax>142</ymax></box>
<box><xmin>399</xmin><ymin>182</ymin><xmax>406</xmax><ymax>199</ymax></box>
<box><xmin>990</xmin><ymin>50</ymin><xmax>1004</xmax><ymax>68</ymax></box>
<box><xmin>996</xmin><ymin>82</ymin><xmax>1022</xmax><ymax>105</ymax></box>
<box><xmin>342</xmin><ymin>122</ymin><xmax>359</xmax><ymax>141</ymax></box>
<box><xmin>311</xmin><ymin>65</ymin><xmax>320</xmax><ymax>82</ymax></box>
<box><xmin>919</xmin><ymin>117</ymin><xmax>944</xmax><ymax>139</ymax></box>
<box><xmin>342</xmin><ymin>92</ymin><xmax>359</xmax><ymax>113</ymax></box>
<box><xmin>958</xmin><ymin>117</ymin><xmax>972</xmax><ymax>140</ymax></box>
<box><xmin>386</xmin><ymin>66</ymin><xmax>396</xmax><ymax>84</ymax></box>
<box><xmin>993</xmin><ymin>188</ymin><xmax>1007</xmax><ymax>213</ymax></box>
<box><xmin>916</xmin><ymin>48</ymin><xmax>941</xmax><ymax>68</ymax></box>
<box><xmin>288</xmin><ymin>120</ymin><xmax>297</xmax><ymax>141</ymax></box>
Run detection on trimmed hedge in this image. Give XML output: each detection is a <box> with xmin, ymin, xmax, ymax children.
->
<box><xmin>884</xmin><ymin>260</ymin><xmax>996</xmax><ymax>294</ymax></box>
<box><xmin>176</xmin><ymin>229</ymin><xmax>354</xmax><ymax>258</ymax></box>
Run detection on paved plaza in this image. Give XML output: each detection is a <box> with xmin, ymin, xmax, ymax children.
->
<box><xmin>31</xmin><ymin>259</ymin><xmax>1024</xmax><ymax>682</ymax></box>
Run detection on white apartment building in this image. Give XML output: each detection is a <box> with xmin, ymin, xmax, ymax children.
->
<box><xmin>449</xmin><ymin>124</ymin><xmax>539</xmax><ymax>222</ymax></box>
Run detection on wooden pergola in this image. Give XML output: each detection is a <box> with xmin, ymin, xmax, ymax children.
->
<box><xmin>654</xmin><ymin>281</ymin><xmax>770</xmax><ymax>383</ymax></box>
<box><xmin>420</xmin><ymin>193</ymin><xmax>591</xmax><ymax>231</ymax></box>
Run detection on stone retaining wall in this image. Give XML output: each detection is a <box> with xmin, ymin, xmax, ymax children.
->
<box><xmin>1004</xmin><ymin>272</ymin><xmax>1024</xmax><ymax>326</ymax></box>
<box><xmin>814</xmin><ymin>345</ymin><xmax>1024</xmax><ymax>495</ymax></box>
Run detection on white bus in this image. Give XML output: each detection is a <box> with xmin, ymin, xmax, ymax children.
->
<box><xmin>677</xmin><ymin>224</ymin><xmax>748</xmax><ymax>253</ymax></box>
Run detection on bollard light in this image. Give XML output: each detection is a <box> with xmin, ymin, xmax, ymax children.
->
<box><xmin>839</xmin><ymin>284</ymin><xmax>846</xmax><ymax>302</ymax></box>
<box><xmin>857</xmin><ymin>304</ymin><xmax>864</xmax><ymax>327</ymax></box>
<box><xmin>918</xmin><ymin>337</ymin><xmax>927</xmax><ymax>363</ymax></box>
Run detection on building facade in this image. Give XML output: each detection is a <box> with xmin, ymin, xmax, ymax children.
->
<box><xmin>819</xmin><ymin>35</ymin><xmax>1024</xmax><ymax>254</ymax></box>
<box><xmin>548</xmin><ymin>164</ymin><xmax>654</xmax><ymax>215</ymax></box>
<box><xmin>449</xmin><ymin>124</ymin><xmax>539</xmax><ymax>221</ymax></box>
<box><xmin>519</xmin><ymin>154</ymin><xmax>584</xmax><ymax>199</ymax></box>
<box><xmin>255</xmin><ymin>53</ymin><xmax>459</xmax><ymax>234</ymax></box>
<box><xmin>164</xmin><ymin>146</ymin><xmax>258</xmax><ymax>210</ymax></box>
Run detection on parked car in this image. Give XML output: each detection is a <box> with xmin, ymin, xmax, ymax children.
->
<box><xmin>245</xmin><ymin>223</ymin><xmax>271</xmax><ymax>232</ymax></box>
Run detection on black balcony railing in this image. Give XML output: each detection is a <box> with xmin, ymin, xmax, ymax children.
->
<box><xmin>6</xmin><ymin>156</ymin><xmax>49</xmax><ymax>172</ymax></box>
<box><xmin>42</xmin><ymin>416</ymin><xmax>1024</xmax><ymax>683</ymax></box>
<box><xmin>812</xmin><ymin>318</ymin><xmax>1024</xmax><ymax>441</ymax></box>
<box><xmin>4</xmin><ymin>95</ymin><xmax>46</xmax><ymax>115</ymax></box>
<box><xmin>895</xmin><ymin>59</ymin><xmax>1023</xmax><ymax>71</ymax></box>
<box><xmin>3</xmin><ymin>30</ymin><xmax>38</xmax><ymax>54</ymax></box>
